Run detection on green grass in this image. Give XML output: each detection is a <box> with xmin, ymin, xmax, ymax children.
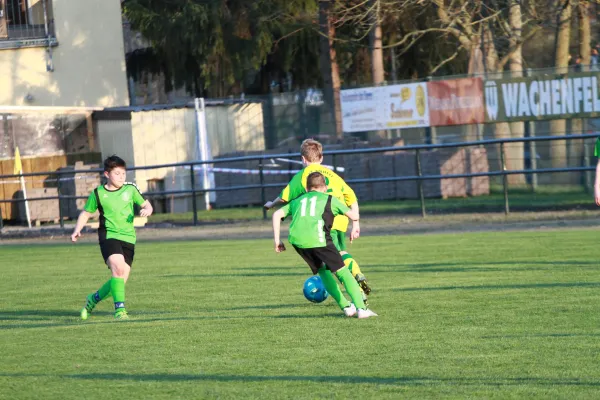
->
<box><xmin>146</xmin><ymin>186</ymin><xmax>593</xmax><ymax>224</ymax></box>
<box><xmin>2</xmin><ymin>230</ymin><xmax>600</xmax><ymax>398</ymax></box>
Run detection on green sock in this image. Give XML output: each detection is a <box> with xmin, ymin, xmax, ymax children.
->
<box><xmin>318</xmin><ymin>267</ymin><xmax>351</xmax><ymax>310</ymax></box>
<box><xmin>93</xmin><ymin>279</ymin><xmax>112</xmax><ymax>303</ymax></box>
<box><xmin>336</xmin><ymin>267</ymin><xmax>366</xmax><ymax>310</ymax></box>
<box><xmin>110</xmin><ymin>277</ymin><xmax>126</xmax><ymax>312</ymax></box>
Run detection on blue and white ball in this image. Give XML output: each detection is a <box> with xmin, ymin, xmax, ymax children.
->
<box><xmin>303</xmin><ymin>276</ymin><xmax>329</xmax><ymax>303</ymax></box>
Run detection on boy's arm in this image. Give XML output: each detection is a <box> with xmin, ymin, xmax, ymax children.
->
<box><xmin>266</xmin><ymin>170</ymin><xmax>305</xmax><ymax>210</ymax></box>
<box><xmin>264</xmin><ymin>197</ymin><xmax>287</xmax><ymax>210</ymax></box>
<box><xmin>272</xmin><ymin>209</ymin><xmax>287</xmax><ymax>252</ymax></box>
<box><xmin>71</xmin><ymin>211</ymin><xmax>93</xmax><ymax>242</ymax></box>
<box><xmin>595</xmin><ymin>159</ymin><xmax>600</xmax><ymax>206</ymax></box>
<box><xmin>349</xmin><ymin>202</ymin><xmax>360</xmax><ymax>241</ymax></box>
<box><xmin>344</xmin><ymin>209</ymin><xmax>360</xmax><ymax>243</ymax></box>
<box><xmin>139</xmin><ymin>199</ymin><xmax>154</xmax><ymax>217</ymax></box>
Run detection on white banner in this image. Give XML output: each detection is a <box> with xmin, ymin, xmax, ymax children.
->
<box><xmin>340</xmin><ymin>87</ymin><xmax>384</xmax><ymax>132</ymax></box>
<box><xmin>340</xmin><ymin>83</ymin><xmax>430</xmax><ymax>132</ymax></box>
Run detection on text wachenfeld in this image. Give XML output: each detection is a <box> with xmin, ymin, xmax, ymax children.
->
<box><xmin>486</xmin><ymin>75</ymin><xmax>600</xmax><ymax>119</ymax></box>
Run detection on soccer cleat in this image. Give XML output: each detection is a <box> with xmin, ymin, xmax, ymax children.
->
<box><xmin>355</xmin><ymin>274</ymin><xmax>372</xmax><ymax>295</ymax></box>
<box><xmin>114</xmin><ymin>309</ymin><xmax>129</xmax><ymax>320</ymax></box>
<box><xmin>80</xmin><ymin>294</ymin><xmax>97</xmax><ymax>321</ymax></box>
<box><xmin>357</xmin><ymin>308</ymin><xmax>378</xmax><ymax>319</ymax></box>
<box><xmin>343</xmin><ymin>303</ymin><xmax>357</xmax><ymax>317</ymax></box>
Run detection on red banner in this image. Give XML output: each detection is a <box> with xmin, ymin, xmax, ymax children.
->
<box><xmin>427</xmin><ymin>78</ymin><xmax>485</xmax><ymax>126</ymax></box>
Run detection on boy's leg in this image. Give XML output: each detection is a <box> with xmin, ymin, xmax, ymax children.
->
<box><xmin>105</xmin><ymin>240</ymin><xmax>135</xmax><ymax>319</ymax></box>
<box><xmin>335</xmin><ymin>267</ymin><xmax>366</xmax><ymax>310</ymax></box>
<box><xmin>317</xmin><ymin>267</ymin><xmax>351</xmax><ymax>310</ymax></box>
<box><xmin>80</xmin><ymin>241</ymin><xmax>121</xmax><ymax>320</ymax></box>
<box><xmin>333</xmin><ymin>229</ymin><xmax>372</xmax><ymax>295</ymax></box>
<box><xmin>294</xmin><ymin>245</ymin><xmax>353</xmax><ymax>313</ymax></box>
<box><xmin>108</xmin><ymin>254</ymin><xmax>130</xmax><ymax>319</ymax></box>
<box><xmin>318</xmin><ymin>245</ymin><xmax>370</xmax><ymax>313</ymax></box>
<box><xmin>341</xmin><ymin>253</ymin><xmax>371</xmax><ymax>295</ymax></box>
<box><xmin>80</xmin><ymin>279</ymin><xmax>112</xmax><ymax>319</ymax></box>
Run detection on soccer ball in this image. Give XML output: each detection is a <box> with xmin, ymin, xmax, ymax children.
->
<box><xmin>303</xmin><ymin>276</ymin><xmax>329</xmax><ymax>303</ymax></box>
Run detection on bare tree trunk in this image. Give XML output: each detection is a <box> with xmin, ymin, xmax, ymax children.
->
<box><xmin>508</xmin><ymin>0</ymin><xmax>526</xmax><ymax>185</ymax></box>
<box><xmin>483</xmin><ymin>22</ymin><xmax>515</xmax><ymax>176</ymax></box>
<box><xmin>579</xmin><ymin>0</ymin><xmax>591</xmax><ymax>65</ymax></box>
<box><xmin>318</xmin><ymin>0</ymin><xmax>342</xmax><ymax>139</ymax></box>
<box><xmin>549</xmin><ymin>0</ymin><xmax>571</xmax><ymax>181</ymax></box>
<box><xmin>466</xmin><ymin>32</ymin><xmax>484</xmax><ymax>143</ymax></box>
<box><xmin>368</xmin><ymin>0</ymin><xmax>386</xmax><ymax>139</ymax></box>
<box><xmin>369</xmin><ymin>0</ymin><xmax>385</xmax><ymax>85</ymax></box>
<box><xmin>570</xmin><ymin>0</ymin><xmax>591</xmax><ymax>179</ymax></box>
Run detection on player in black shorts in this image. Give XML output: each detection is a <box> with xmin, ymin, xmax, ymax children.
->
<box><xmin>271</xmin><ymin>172</ymin><xmax>377</xmax><ymax>319</ymax></box>
<box><xmin>71</xmin><ymin>155</ymin><xmax>153</xmax><ymax>320</ymax></box>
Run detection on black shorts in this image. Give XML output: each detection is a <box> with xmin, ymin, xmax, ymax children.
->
<box><xmin>293</xmin><ymin>244</ymin><xmax>344</xmax><ymax>275</ymax></box>
<box><xmin>100</xmin><ymin>239</ymin><xmax>135</xmax><ymax>267</ymax></box>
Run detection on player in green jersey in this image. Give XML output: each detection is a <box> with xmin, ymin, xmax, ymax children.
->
<box><xmin>71</xmin><ymin>155</ymin><xmax>153</xmax><ymax>320</ymax></box>
<box><xmin>594</xmin><ymin>138</ymin><xmax>600</xmax><ymax>206</ymax></box>
<box><xmin>265</xmin><ymin>139</ymin><xmax>372</xmax><ymax>301</ymax></box>
<box><xmin>272</xmin><ymin>172</ymin><xmax>377</xmax><ymax>318</ymax></box>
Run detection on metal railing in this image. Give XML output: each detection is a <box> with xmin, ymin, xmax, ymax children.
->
<box><xmin>0</xmin><ymin>132</ymin><xmax>598</xmax><ymax>232</ymax></box>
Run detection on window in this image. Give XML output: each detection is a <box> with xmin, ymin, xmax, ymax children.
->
<box><xmin>0</xmin><ymin>0</ymin><xmax>55</xmax><ymax>46</ymax></box>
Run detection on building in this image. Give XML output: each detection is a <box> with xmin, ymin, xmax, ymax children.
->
<box><xmin>0</xmin><ymin>0</ymin><xmax>129</xmax><ymax>107</ymax></box>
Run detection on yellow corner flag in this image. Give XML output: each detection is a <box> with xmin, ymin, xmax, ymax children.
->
<box><xmin>13</xmin><ymin>146</ymin><xmax>22</xmax><ymax>175</ymax></box>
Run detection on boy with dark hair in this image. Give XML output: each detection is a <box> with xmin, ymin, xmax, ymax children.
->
<box><xmin>272</xmin><ymin>172</ymin><xmax>377</xmax><ymax>318</ymax></box>
<box><xmin>265</xmin><ymin>139</ymin><xmax>372</xmax><ymax>300</ymax></box>
<box><xmin>71</xmin><ymin>155</ymin><xmax>153</xmax><ymax>320</ymax></box>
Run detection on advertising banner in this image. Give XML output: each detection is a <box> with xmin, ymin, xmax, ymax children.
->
<box><xmin>341</xmin><ymin>82</ymin><xmax>430</xmax><ymax>132</ymax></box>
<box><xmin>340</xmin><ymin>87</ymin><xmax>383</xmax><ymax>132</ymax></box>
<box><xmin>380</xmin><ymin>82</ymin><xmax>430</xmax><ymax>129</ymax></box>
<box><xmin>428</xmin><ymin>78</ymin><xmax>485</xmax><ymax>126</ymax></box>
<box><xmin>484</xmin><ymin>73</ymin><xmax>600</xmax><ymax>122</ymax></box>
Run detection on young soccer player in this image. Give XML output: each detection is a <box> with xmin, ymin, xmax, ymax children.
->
<box><xmin>272</xmin><ymin>172</ymin><xmax>377</xmax><ymax>319</ymax></box>
<box><xmin>264</xmin><ymin>139</ymin><xmax>372</xmax><ymax>298</ymax></box>
<box><xmin>71</xmin><ymin>155</ymin><xmax>153</xmax><ymax>320</ymax></box>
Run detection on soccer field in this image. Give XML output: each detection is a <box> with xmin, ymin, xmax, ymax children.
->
<box><xmin>1</xmin><ymin>229</ymin><xmax>600</xmax><ymax>399</ymax></box>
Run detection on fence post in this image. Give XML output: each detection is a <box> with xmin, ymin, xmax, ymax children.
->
<box><xmin>332</xmin><ymin>153</ymin><xmax>337</xmax><ymax>175</ymax></box>
<box><xmin>57</xmin><ymin>175</ymin><xmax>64</xmax><ymax>228</ymax></box>
<box><xmin>415</xmin><ymin>149</ymin><xmax>426</xmax><ymax>217</ymax></box>
<box><xmin>529</xmin><ymin>122</ymin><xmax>538</xmax><ymax>191</ymax></box>
<box><xmin>584</xmin><ymin>139</ymin><xmax>592</xmax><ymax>193</ymax></box>
<box><xmin>259</xmin><ymin>161</ymin><xmax>267</xmax><ymax>220</ymax></box>
<box><xmin>0</xmin><ymin>205</ymin><xmax>3</xmax><ymax>233</ymax></box>
<box><xmin>500</xmin><ymin>142</ymin><xmax>510</xmax><ymax>214</ymax></box>
<box><xmin>190</xmin><ymin>164</ymin><xmax>198</xmax><ymax>226</ymax></box>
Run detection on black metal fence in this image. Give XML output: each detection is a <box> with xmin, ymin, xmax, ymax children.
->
<box><xmin>0</xmin><ymin>132</ymin><xmax>598</xmax><ymax>232</ymax></box>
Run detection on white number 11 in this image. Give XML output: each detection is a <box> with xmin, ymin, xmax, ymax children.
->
<box><xmin>300</xmin><ymin>196</ymin><xmax>317</xmax><ymax>217</ymax></box>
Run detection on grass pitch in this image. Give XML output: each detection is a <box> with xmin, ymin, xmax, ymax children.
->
<box><xmin>1</xmin><ymin>229</ymin><xmax>600</xmax><ymax>399</ymax></box>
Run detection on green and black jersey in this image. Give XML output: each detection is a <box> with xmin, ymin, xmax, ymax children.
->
<box><xmin>279</xmin><ymin>191</ymin><xmax>350</xmax><ymax>249</ymax></box>
<box><xmin>84</xmin><ymin>183</ymin><xmax>146</xmax><ymax>244</ymax></box>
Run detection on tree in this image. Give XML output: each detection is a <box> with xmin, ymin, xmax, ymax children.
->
<box><xmin>569</xmin><ymin>0</ymin><xmax>591</xmax><ymax>175</ymax></box>
<box><xmin>549</xmin><ymin>0</ymin><xmax>571</xmax><ymax>176</ymax></box>
<box><xmin>318</xmin><ymin>0</ymin><xmax>343</xmax><ymax>138</ymax></box>
<box><xmin>124</xmin><ymin>0</ymin><xmax>288</xmax><ymax>97</ymax></box>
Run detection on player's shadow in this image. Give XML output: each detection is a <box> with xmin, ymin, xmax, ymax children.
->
<box><xmin>364</xmin><ymin>261</ymin><xmax>599</xmax><ymax>274</ymax></box>
<box><xmin>160</xmin><ymin>272</ymin><xmax>307</xmax><ymax>278</ymax></box>
<box><xmin>223</xmin><ymin>303</ymin><xmax>303</xmax><ymax>311</ymax></box>
<box><xmin>233</xmin><ymin>266</ymin><xmax>300</xmax><ymax>270</ymax></box>
<box><xmin>481</xmin><ymin>332</ymin><xmax>600</xmax><ymax>339</ymax></box>
<box><xmin>0</xmin><ymin>372</ymin><xmax>590</xmax><ymax>387</ymax></box>
<box><xmin>393</xmin><ymin>282</ymin><xmax>600</xmax><ymax>292</ymax></box>
<box><xmin>0</xmin><ymin>310</ymin><xmax>113</xmax><ymax>321</ymax></box>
